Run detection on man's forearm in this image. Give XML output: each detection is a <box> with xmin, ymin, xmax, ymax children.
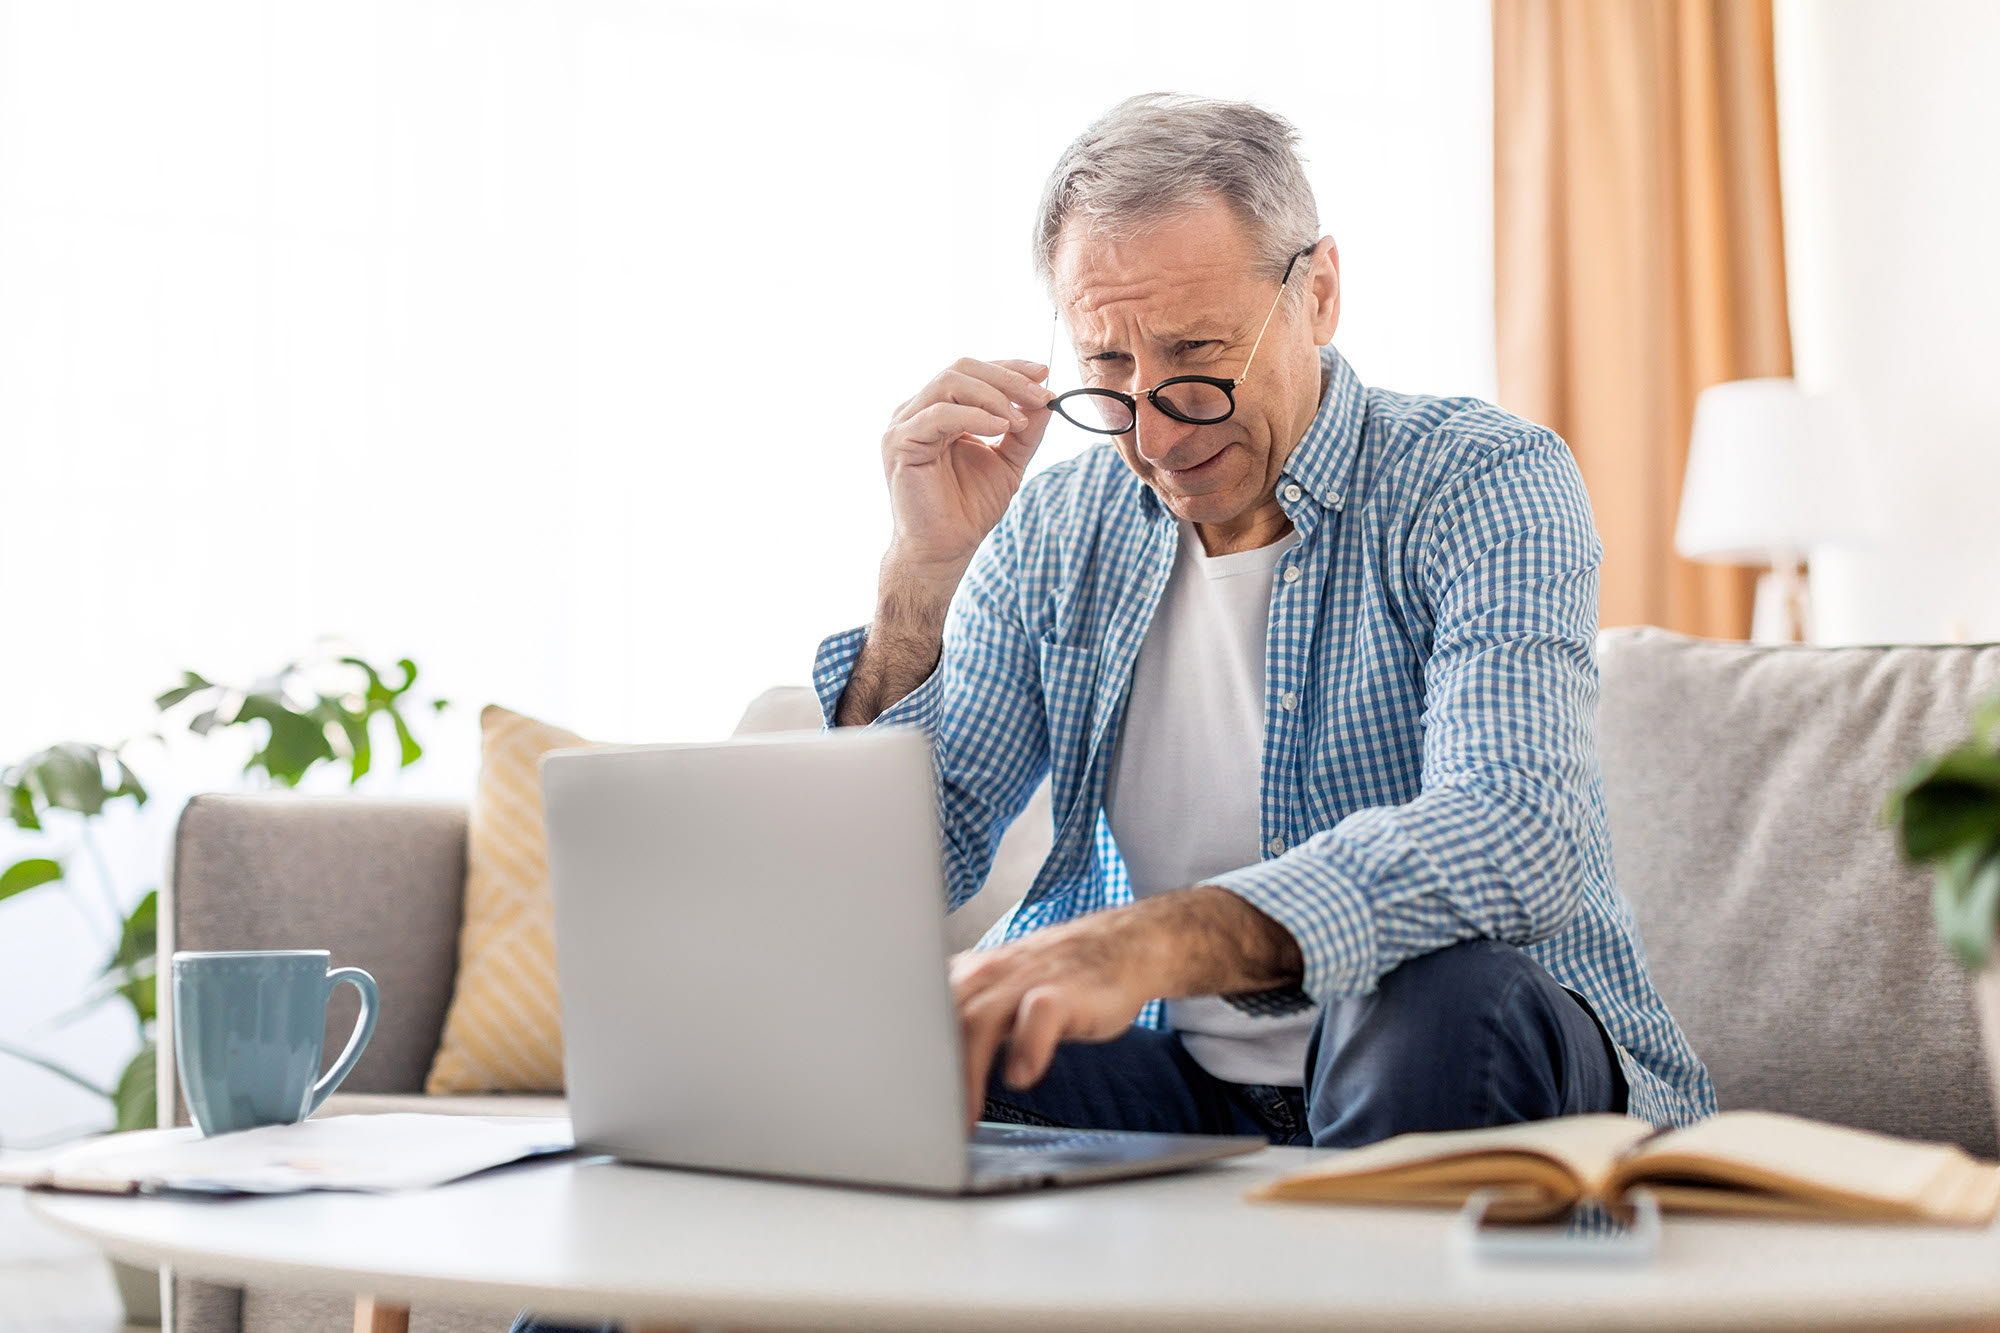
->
<box><xmin>832</xmin><ymin>558</ymin><xmax>962</xmax><ymax>727</ymax></box>
<box><xmin>1121</xmin><ymin>885</ymin><xmax>1305</xmax><ymax>999</ymax></box>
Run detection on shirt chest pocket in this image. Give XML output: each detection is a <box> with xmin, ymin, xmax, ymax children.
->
<box><xmin>1035</xmin><ymin>635</ymin><xmax>1110</xmax><ymax>844</ymax></box>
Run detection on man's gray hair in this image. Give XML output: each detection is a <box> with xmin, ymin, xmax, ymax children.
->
<box><xmin>1032</xmin><ymin>93</ymin><xmax>1320</xmax><ymax>296</ymax></box>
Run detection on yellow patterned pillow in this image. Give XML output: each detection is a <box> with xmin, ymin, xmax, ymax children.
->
<box><xmin>425</xmin><ymin>704</ymin><xmax>595</xmax><ymax>1093</ymax></box>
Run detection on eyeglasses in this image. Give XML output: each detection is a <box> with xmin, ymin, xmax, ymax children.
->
<box><xmin>1045</xmin><ymin>244</ymin><xmax>1315</xmax><ymax>436</ymax></box>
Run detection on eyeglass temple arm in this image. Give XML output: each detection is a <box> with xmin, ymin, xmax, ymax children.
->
<box><xmin>1234</xmin><ymin>244</ymin><xmax>1315</xmax><ymax>389</ymax></box>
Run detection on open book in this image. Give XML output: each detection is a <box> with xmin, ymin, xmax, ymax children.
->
<box><xmin>1253</xmin><ymin>1111</ymin><xmax>2000</xmax><ymax>1226</ymax></box>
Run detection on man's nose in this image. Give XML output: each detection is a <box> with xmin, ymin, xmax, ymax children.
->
<box><xmin>1133</xmin><ymin>397</ymin><xmax>1202</xmax><ymax>466</ymax></box>
<box><xmin>1131</xmin><ymin>387</ymin><xmax>1203</xmax><ymax>467</ymax></box>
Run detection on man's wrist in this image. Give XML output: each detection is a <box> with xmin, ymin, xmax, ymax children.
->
<box><xmin>1123</xmin><ymin>886</ymin><xmax>1305</xmax><ymax>1000</ymax></box>
<box><xmin>874</xmin><ymin>551</ymin><xmax>965</xmax><ymax>640</ymax></box>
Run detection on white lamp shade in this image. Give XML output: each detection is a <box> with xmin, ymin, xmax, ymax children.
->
<box><xmin>1675</xmin><ymin>378</ymin><xmax>1872</xmax><ymax>566</ymax></box>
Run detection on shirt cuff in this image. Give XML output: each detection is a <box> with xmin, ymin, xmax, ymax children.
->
<box><xmin>810</xmin><ymin>624</ymin><xmax>945</xmax><ymax>733</ymax></box>
<box><xmin>1203</xmin><ymin>845</ymin><xmax>1377</xmax><ymax>1014</ymax></box>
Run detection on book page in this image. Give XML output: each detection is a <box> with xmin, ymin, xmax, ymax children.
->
<box><xmin>2</xmin><ymin>1114</ymin><xmax>574</xmax><ymax>1195</ymax></box>
<box><xmin>1614</xmin><ymin>1111</ymin><xmax>2000</xmax><ymax>1224</ymax></box>
<box><xmin>1253</xmin><ymin>1113</ymin><xmax>1653</xmax><ymax>1209</ymax></box>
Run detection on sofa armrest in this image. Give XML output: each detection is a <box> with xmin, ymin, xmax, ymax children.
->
<box><xmin>159</xmin><ymin>793</ymin><xmax>469</xmax><ymax>1126</ymax></box>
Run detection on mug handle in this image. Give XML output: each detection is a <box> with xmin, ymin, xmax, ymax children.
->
<box><xmin>308</xmin><ymin>966</ymin><xmax>380</xmax><ymax>1115</ymax></box>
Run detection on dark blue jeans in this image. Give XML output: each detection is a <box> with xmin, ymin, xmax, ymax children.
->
<box><xmin>513</xmin><ymin>940</ymin><xmax>1624</xmax><ymax>1333</ymax></box>
<box><xmin>984</xmin><ymin>938</ymin><xmax>1626</xmax><ymax>1146</ymax></box>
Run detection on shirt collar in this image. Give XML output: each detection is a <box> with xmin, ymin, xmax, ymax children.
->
<box><xmin>1139</xmin><ymin>343</ymin><xmax>1366</xmax><ymax>528</ymax></box>
<box><xmin>1280</xmin><ymin>344</ymin><xmax>1366</xmax><ymax>516</ymax></box>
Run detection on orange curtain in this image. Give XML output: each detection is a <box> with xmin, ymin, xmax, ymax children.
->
<box><xmin>1493</xmin><ymin>0</ymin><xmax>1793</xmax><ymax>637</ymax></box>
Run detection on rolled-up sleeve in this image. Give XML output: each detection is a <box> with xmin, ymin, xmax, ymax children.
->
<box><xmin>810</xmin><ymin>504</ymin><xmax>1051</xmax><ymax>913</ymax></box>
<box><xmin>1207</xmin><ymin>432</ymin><xmax>1605</xmax><ymax>1008</ymax></box>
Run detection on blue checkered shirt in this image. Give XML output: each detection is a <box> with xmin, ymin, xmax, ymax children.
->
<box><xmin>814</xmin><ymin>346</ymin><xmax>1714</xmax><ymax>1128</ymax></box>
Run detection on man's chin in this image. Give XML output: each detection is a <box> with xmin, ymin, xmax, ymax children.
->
<box><xmin>1160</xmin><ymin>486</ymin><xmax>1255</xmax><ymax>529</ymax></box>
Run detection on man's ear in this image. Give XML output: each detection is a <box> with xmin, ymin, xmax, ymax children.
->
<box><xmin>1308</xmin><ymin>235</ymin><xmax>1341</xmax><ymax>346</ymax></box>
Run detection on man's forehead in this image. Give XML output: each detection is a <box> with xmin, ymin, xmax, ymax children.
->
<box><xmin>1056</xmin><ymin>256</ymin><xmax>1260</xmax><ymax>350</ymax></box>
<box><xmin>1051</xmin><ymin>207</ymin><xmax>1264</xmax><ymax>339</ymax></box>
<box><xmin>1055</xmin><ymin>233</ymin><xmax>1250</xmax><ymax>301</ymax></box>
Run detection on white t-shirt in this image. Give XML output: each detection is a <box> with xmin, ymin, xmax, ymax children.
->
<box><xmin>1101</xmin><ymin>520</ymin><xmax>1319</xmax><ymax>1086</ymax></box>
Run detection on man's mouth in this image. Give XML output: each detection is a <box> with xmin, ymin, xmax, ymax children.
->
<box><xmin>1163</xmin><ymin>443</ymin><xmax>1232</xmax><ymax>481</ymax></box>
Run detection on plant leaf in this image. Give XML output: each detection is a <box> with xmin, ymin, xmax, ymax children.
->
<box><xmin>104</xmin><ymin>890</ymin><xmax>159</xmax><ymax>976</ymax></box>
<box><xmin>1975</xmin><ymin>691</ymin><xmax>2000</xmax><ymax>749</ymax></box>
<box><xmin>29</xmin><ymin>743</ymin><xmax>112</xmax><ymax>816</ymax></box>
<box><xmin>113</xmin><ymin>1042</ymin><xmax>157</xmax><ymax>1131</ymax></box>
<box><xmin>1937</xmin><ymin>844</ymin><xmax>2000</xmax><ymax>969</ymax></box>
<box><xmin>337</xmin><ymin>656</ymin><xmax>386</xmax><ymax>702</ymax></box>
<box><xmin>7</xmin><ymin>780</ymin><xmax>38</xmax><ymax>831</ymax></box>
<box><xmin>390</xmin><ymin>709</ymin><xmax>422</xmax><ymax>768</ymax></box>
<box><xmin>330</xmin><ymin>709</ymin><xmax>373</xmax><ymax>784</ymax></box>
<box><xmin>108</xmin><ymin>756</ymin><xmax>148</xmax><ymax>807</ymax></box>
<box><xmin>46</xmin><ymin>962</ymin><xmax>153</xmax><ymax>1027</ymax></box>
<box><xmin>51</xmin><ymin>892</ymin><xmax>164</xmax><ymax>1028</ymax></box>
<box><xmin>153</xmin><ymin>671</ymin><xmax>213</xmax><ymax>712</ymax></box>
<box><xmin>1890</xmin><ymin>742</ymin><xmax>2000</xmax><ymax>862</ymax></box>
<box><xmin>232</xmin><ymin>692</ymin><xmax>337</xmax><ymax>786</ymax></box>
<box><xmin>0</xmin><ymin>857</ymin><xmax>62</xmax><ymax>903</ymax></box>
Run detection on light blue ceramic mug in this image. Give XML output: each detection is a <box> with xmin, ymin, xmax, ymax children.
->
<box><xmin>172</xmin><ymin>950</ymin><xmax>378</xmax><ymax>1137</ymax></box>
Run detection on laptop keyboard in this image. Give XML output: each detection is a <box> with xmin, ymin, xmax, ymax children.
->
<box><xmin>965</xmin><ymin>1123</ymin><xmax>1171</xmax><ymax>1187</ymax></box>
<box><xmin>972</xmin><ymin>1124</ymin><xmax>1141</xmax><ymax>1153</ymax></box>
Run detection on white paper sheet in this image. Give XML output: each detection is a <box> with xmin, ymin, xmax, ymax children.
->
<box><xmin>0</xmin><ymin>1114</ymin><xmax>574</xmax><ymax>1195</ymax></box>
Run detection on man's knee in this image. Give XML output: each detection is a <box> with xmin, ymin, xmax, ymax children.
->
<box><xmin>1317</xmin><ymin>939</ymin><xmax>1550</xmax><ymax>1066</ymax></box>
<box><xmin>1380</xmin><ymin>937</ymin><xmax>1536</xmax><ymax>1005</ymax></box>
<box><xmin>1306</xmin><ymin>939</ymin><xmax>1617</xmax><ymax>1147</ymax></box>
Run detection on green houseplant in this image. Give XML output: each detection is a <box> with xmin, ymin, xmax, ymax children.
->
<box><xmin>1887</xmin><ymin>688</ymin><xmax>2000</xmax><ymax>1139</ymax></box>
<box><xmin>0</xmin><ymin>649</ymin><xmax>446</xmax><ymax>1141</ymax></box>
<box><xmin>1887</xmin><ymin>692</ymin><xmax>2000</xmax><ymax>968</ymax></box>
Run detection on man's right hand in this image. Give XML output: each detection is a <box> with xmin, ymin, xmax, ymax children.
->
<box><xmin>836</xmin><ymin>358</ymin><xmax>1054</xmax><ymax>729</ymax></box>
<box><xmin>878</xmin><ymin>357</ymin><xmax>1055</xmax><ymax>591</ymax></box>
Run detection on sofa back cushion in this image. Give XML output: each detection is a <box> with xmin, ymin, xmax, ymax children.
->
<box><xmin>1598</xmin><ymin>628</ymin><xmax>2000</xmax><ymax>1154</ymax></box>
<box><xmin>169</xmin><ymin>793</ymin><xmax>469</xmax><ymax>1103</ymax></box>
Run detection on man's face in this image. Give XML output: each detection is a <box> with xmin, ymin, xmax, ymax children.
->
<box><xmin>1052</xmin><ymin>200</ymin><xmax>1338</xmax><ymax>536</ymax></box>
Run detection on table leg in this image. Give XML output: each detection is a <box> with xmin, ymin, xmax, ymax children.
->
<box><xmin>352</xmin><ymin>1295</ymin><xmax>410</xmax><ymax>1333</ymax></box>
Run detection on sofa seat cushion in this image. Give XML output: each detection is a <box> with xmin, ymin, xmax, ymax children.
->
<box><xmin>1597</xmin><ymin>628</ymin><xmax>2000</xmax><ymax>1154</ymax></box>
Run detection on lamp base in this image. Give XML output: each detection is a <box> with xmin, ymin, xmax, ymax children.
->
<box><xmin>1750</xmin><ymin>558</ymin><xmax>1811</xmax><ymax>643</ymax></box>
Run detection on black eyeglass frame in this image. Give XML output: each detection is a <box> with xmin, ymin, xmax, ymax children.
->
<box><xmin>1045</xmin><ymin>243</ymin><xmax>1317</xmax><ymax>435</ymax></box>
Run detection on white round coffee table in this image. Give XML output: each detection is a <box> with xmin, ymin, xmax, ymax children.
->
<box><xmin>32</xmin><ymin>1146</ymin><xmax>2000</xmax><ymax>1330</ymax></box>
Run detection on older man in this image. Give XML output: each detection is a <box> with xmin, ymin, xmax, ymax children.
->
<box><xmin>511</xmin><ymin>89</ymin><xmax>1713</xmax><ymax>1333</ymax></box>
<box><xmin>820</xmin><ymin>93</ymin><xmax>1712</xmax><ymax>1147</ymax></box>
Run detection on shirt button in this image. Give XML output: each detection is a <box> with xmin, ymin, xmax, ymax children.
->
<box><xmin>1282</xmin><ymin>483</ymin><xmax>1303</xmax><ymax>503</ymax></box>
<box><xmin>1268</xmin><ymin>836</ymin><xmax>1287</xmax><ymax>856</ymax></box>
<box><xmin>1330</xmin><ymin>492</ymin><xmax>1344</xmax><ymax>509</ymax></box>
<box><xmin>1280</xmin><ymin>691</ymin><xmax>1299</xmax><ymax>712</ymax></box>
<box><xmin>1282</xmin><ymin>565</ymin><xmax>1302</xmax><ymax>585</ymax></box>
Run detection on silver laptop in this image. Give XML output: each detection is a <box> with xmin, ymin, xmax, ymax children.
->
<box><xmin>540</xmin><ymin>725</ymin><xmax>1262</xmax><ymax>1194</ymax></box>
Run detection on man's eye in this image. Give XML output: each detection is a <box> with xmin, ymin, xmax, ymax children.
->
<box><xmin>1177</xmin><ymin>340</ymin><xmax>1218</xmax><ymax>355</ymax></box>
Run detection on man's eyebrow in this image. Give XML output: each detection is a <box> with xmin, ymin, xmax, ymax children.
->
<box><xmin>1074</xmin><ymin>326</ymin><xmax>1226</xmax><ymax>356</ymax></box>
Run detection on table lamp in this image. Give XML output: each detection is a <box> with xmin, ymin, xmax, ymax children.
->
<box><xmin>1674</xmin><ymin>378</ymin><xmax>1869</xmax><ymax>642</ymax></box>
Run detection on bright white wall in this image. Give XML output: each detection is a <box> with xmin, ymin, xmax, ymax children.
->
<box><xmin>1775</xmin><ymin>0</ymin><xmax>2000</xmax><ymax>644</ymax></box>
<box><xmin>0</xmin><ymin>1</ymin><xmax>1495</xmax><ymax>1142</ymax></box>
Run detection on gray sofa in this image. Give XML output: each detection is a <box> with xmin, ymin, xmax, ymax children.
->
<box><xmin>158</xmin><ymin>628</ymin><xmax>2000</xmax><ymax>1331</ymax></box>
